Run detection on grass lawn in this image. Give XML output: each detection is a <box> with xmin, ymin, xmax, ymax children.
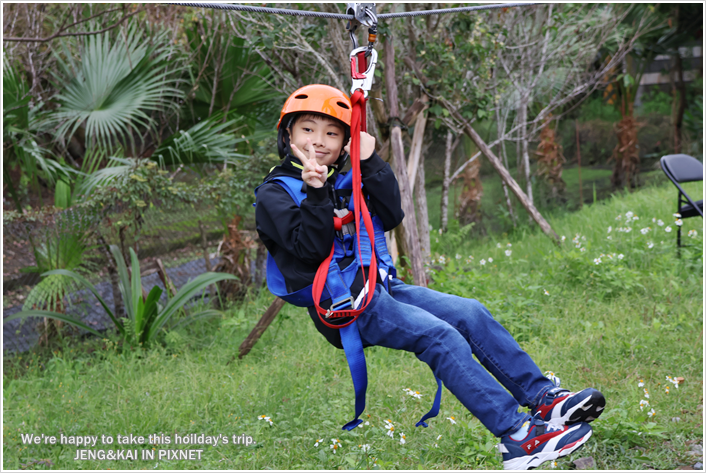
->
<box><xmin>3</xmin><ymin>180</ymin><xmax>703</xmax><ymax>470</ymax></box>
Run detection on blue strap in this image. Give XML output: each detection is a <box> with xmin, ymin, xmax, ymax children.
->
<box><xmin>416</xmin><ymin>376</ymin><xmax>443</xmax><ymax>427</ymax></box>
<box><xmin>340</xmin><ymin>321</ymin><xmax>367</xmax><ymax>430</ymax></box>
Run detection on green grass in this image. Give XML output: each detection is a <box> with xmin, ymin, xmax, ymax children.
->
<box><xmin>425</xmin><ymin>165</ymin><xmax>674</xmax><ymax>236</ymax></box>
<box><xmin>3</xmin><ymin>181</ymin><xmax>703</xmax><ymax>470</ymax></box>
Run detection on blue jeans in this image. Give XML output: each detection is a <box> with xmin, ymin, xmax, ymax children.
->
<box><xmin>354</xmin><ymin>277</ymin><xmax>556</xmax><ymax>438</ymax></box>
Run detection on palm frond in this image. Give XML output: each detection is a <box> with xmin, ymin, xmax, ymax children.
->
<box><xmin>50</xmin><ymin>23</ymin><xmax>185</xmax><ymax>152</ymax></box>
<box><xmin>151</xmin><ymin>115</ymin><xmax>264</xmax><ymax>167</ymax></box>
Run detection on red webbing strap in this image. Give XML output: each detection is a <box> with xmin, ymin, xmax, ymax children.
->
<box><xmin>312</xmin><ymin>88</ymin><xmax>378</xmax><ymax>329</ymax></box>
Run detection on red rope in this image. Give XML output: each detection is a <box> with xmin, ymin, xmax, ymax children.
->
<box><xmin>312</xmin><ymin>88</ymin><xmax>378</xmax><ymax>329</ymax></box>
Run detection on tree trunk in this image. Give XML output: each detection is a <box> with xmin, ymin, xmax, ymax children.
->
<box><xmin>384</xmin><ymin>36</ymin><xmax>426</xmax><ymax>286</ymax></box>
<box><xmin>441</xmin><ymin>97</ymin><xmax>560</xmax><ymax>243</ymax></box>
<box><xmin>407</xmin><ymin>97</ymin><xmax>429</xmax><ymax>192</ymax></box>
<box><xmin>414</xmin><ymin>147</ymin><xmax>431</xmax><ymax>265</ymax></box>
<box><xmin>519</xmin><ymin>95</ymin><xmax>534</xmax><ymax>211</ymax></box>
<box><xmin>441</xmin><ymin>130</ymin><xmax>455</xmax><ymax>232</ymax></box>
<box><xmin>496</xmin><ymin>109</ymin><xmax>516</xmax><ymax>227</ymax></box>
<box><xmin>673</xmin><ymin>51</ymin><xmax>687</xmax><ymax>154</ymax></box>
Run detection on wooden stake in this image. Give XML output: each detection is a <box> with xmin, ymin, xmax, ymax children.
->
<box><xmin>237</xmin><ymin>297</ymin><xmax>286</xmax><ymax>359</ymax></box>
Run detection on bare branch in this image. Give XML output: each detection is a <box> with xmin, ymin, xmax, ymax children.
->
<box><xmin>3</xmin><ymin>7</ymin><xmax>142</xmax><ymax>43</ymax></box>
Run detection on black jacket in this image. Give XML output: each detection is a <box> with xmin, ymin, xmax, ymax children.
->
<box><xmin>255</xmin><ymin>152</ymin><xmax>404</xmax><ymax>348</ymax></box>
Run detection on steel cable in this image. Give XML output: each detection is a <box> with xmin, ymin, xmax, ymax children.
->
<box><xmin>167</xmin><ymin>2</ymin><xmax>536</xmax><ymax>19</ymax></box>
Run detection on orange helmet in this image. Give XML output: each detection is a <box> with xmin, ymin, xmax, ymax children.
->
<box><xmin>277</xmin><ymin>84</ymin><xmax>352</xmax><ymax>160</ymax></box>
<box><xmin>277</xmin><ymin>84</ymin><xmax>352</xmax><ymax>129</ymax></box>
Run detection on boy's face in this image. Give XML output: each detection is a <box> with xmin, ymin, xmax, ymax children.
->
<box><xmin>287</xmin><ymin>114</ymin><xmax>345</xmax><ymax>167</ymax></box>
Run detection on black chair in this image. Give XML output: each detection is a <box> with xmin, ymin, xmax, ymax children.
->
<box><xmin>660</xmin><ymin>154</ymin><xmax>703</xmax><ymax>247</ymax></box>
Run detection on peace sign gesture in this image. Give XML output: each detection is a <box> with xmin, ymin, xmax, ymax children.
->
<box><xmin>291</xmin><ymin>138</ymin><xmax>328</xmax><ymax>188</ymax></box>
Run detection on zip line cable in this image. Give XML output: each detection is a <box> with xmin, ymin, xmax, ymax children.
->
<box><xmin>167</xmin><ymin>3</ymin><xmax>536</xmax><ymax>19</ymax></box>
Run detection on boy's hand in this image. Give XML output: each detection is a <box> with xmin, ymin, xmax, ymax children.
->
<box><xmin>344</xmin><ymin>131</ymin><xmax>376</xmax><ymax>161</ymax></box>
<box><xmin>291</xmin><ymin>139</ymin><xmax>327</xmax><ymax>188</ymax></box>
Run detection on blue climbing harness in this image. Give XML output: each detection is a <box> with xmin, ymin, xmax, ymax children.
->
<box><xmin>254</xmin><ymin>170</ymin><xmax>442</xmax><ymax>430</ymax></box>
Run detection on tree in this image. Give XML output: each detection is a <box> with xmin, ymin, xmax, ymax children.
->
<box><xmin>493</xmin><ymin>4</ymin><xmax>649</xmax><ymax>203</ymax></box>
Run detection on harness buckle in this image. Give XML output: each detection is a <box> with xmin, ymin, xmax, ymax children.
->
<box><xmin>350</xmin><ymin>47</ymin><xmax>378</xmax><ymax>97</ymax></box>
<box><xmin>326</xmin><ymin>296</ymin><xmax>355</xmax><ymax>317</ymax></box>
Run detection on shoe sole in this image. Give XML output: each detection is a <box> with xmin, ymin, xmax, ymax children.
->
<box><xmin>503</xmin><ymin>428</ymin><xmax>592</xmax><ymax>470</ymax></box>
<box><xmin>565</xmin><ymin>390</ymin><xmax>606</xmax><ymax>425</ymax></box>
<box><xmin>541</xmin><ymin>389</ymin><xmax>606</xmax><ymax>428</ymax></box>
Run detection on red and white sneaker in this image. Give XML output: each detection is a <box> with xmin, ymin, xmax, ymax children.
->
<box><xmin>532</xmin><ymin>387</ymin><xmax>606</xmax><ymax>427</ymax></box>
<box><xmin>498</xmin><ymin>415</ymin><xmax>592</xmax><ymax>470</ymax></box>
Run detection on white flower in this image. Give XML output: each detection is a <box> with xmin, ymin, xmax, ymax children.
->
<box><xmin>652</xmin><ymin>217</ymin><xmax>656</xmax><ymax>223</ymax></box>
<box><xmin>618</xmin><ymin>254</ymin><xmax>624</xmax><ymax>260</ymax></box>
<box><xmin>544</xmin><ymin>371</ymin><xmax>561</xmax><ymax>385</ymax></box>
<box><xmin>359</xmin><ymin>444</ymin><xmax>371</xmax><ymax>453</ymax></box>
<box><xmin>330</xmin><ymin>438</ymin><xmax>342</xmax><ymax>453</ymax></box>
<box><xmin>385</xmin><ymin>420</ymin><xmax>395</xmax><ymax>438</ymax></box>
<box><xmin>625</xmin><ymin>227</ymin><xmax>632</xmax><ymax>233</ymax></box>
<box><xmin>580</xmin><ymin>247</ymin><xmax>586</xmax><ymax>252</ymax></box>
<box><xmin>626</xmin><ymin>211</ymin><xmax>634</xmax><ymax>219</ymax></box>
<box><xmin>638</xmin><ymin>379</ymin><xmax>645</xmax><ymax>387</ymax></box>
<box><xmin>607</xmin><ymin>236</ymin><xmax>612</xmax><ymax>240</ymax></box>
<box><xmin>594</xmin><ymin>258</ymin><xmax>601</xmax><ymax>265</ymax></box>
<box><xmin>665</xmin><ymin>226</ymin><xmax>672</xmax><ymax>233</ymax></box>
<box><xmin>561</xmin><ymin>235</ymin><xmax>566</xmax><ymax>242</ymax></box>
<box><xmin>647</xmin><ymin>242</ymin><xmax>654</xmax><ymax>249</ymax></box>
<box><xmin>643</xmin><ymin>388</ymin><xmax>650</xmax><ymax>398</ymax></box>
<box><xmin>446</xmin><ymin>416</ymin><xmax>457</xmax><ymax>425</ymax></box>
<box><xmin>314</xmin><ymin>439</ymin><xmax>323</xmax><ymax>447</ymax></box>
<box><xmin>404</xmin><ymin>388</ymin><xmax>423</xmax><ymax>399</ymax></box>
<box><xmin>640</xmin><ymin>227</ymin><xmax>650</xmax><ymax>235</ymax></box>
<box><xmin>607</xmin><ymin>226</ymin><xmax>612</xmax><ymax>233</ymax></box>
<box><xmin>480</xmin><ymin>259</ymin><xmax>486</xmax><ymax>266</ymax></box>
<box><xmin>666</xmin><ymin>376</ymin><xmax>679</xmax><ymax>389</ymax></box>
<box><xmin>497</xmin><ymin>243</ymin><xmax>502</xmax><ymax>248</ymax></box>
<box><xmin>639</xmin><ymin>399</ymin><xmax>650</xmax><ymax>411</ymax></box>
<box><xmin>439</xmin><ymin>255</ymin><xmax>446</xmax><ymax>264</ymax></box>
<box><xmin>505</xmin><ymin>250</ymin><xmax>512</xmax><ymax>257</ymax></box>
<box><xmin>258</xmin><ymin>415</ymin><xmax>274</xmax><ymax>426</ymax></box>
<box><xmin>633</xmin><ymin>216</ymin><xmax>639</xmax><ymax>221</ymax></box>
<box><xmin>647</xmin><ymin>408</ymin><xmax>656</xmax><ymax>418</ymax></box>
<box><xmin>675</xmin><ymin>219</ymin><xmax>683</xmax><ymax>226</ymax></box>
<box><xmin>549</xmin><ymin>460</ymin><xmax>558</xmax><ymax>469</ymax></box>
<box><xmin>455</xmin><ymin>254</ymin><xmax>461</xmax><ymax>260</ymax></box>
<box><xmin>688</xmin><ymin>229</ymin><xmax>698</xmax><ymax>238</ymax></box>
<box><xmin>488</xmin><ymin>257</ymin><xmax>493</xmax><ymax>263</ymax></box>
<box><xmin>657</xmin><ymin>219</ymin><xmax>664</xmax><ymax>226</ymax></box>
<box><xmin>616</xmin><ymin>214</ymin><xmax>622</xmax><ymax>220</ymax></box>
<box><xmin>436</xmin><ymin>435</ymin><xmax>442</xmax><ymax>441</ymax></box>
<box><xmin>673</xmin><ymin>213</ymin><xmax>681</xmax><ymax>218</ymax></box>
<box><xmin>544</xmin><ymin>289</ymin><xmax>550</xmax><ymax>296</ymax></box>
<box><xmin>507</xmin><ymin>243</ymin><xmax>512</xmax><ymax>247</ymax></box>
<box><xmin>399</xmin><ymin>432</ymin><xmax>406</xmax><ymax>445</ymax></box>
<box><xmin>665</xmin><ymin>386</ymin><xmax>670</xmax><ymax>394</ymax></box>
<box><xmin>438</xmin><ymin>228</ymin><xmax>443</xmax><ymax>235</ymax></box>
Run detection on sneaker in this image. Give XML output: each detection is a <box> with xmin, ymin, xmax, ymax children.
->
<box><xmin>498</xmin><ymin>415</ymin><xmax>592</xmax><ymax>470</ymax></box>
<box><xmin>532</xmin><ymin>387</ymin><xmax>606</xmax><ymax>427</ymax></box>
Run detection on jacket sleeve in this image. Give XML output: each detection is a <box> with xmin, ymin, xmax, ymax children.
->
<box><xmin>255</xmin><ymin>181</ymin><xmax>335</xmax><ymax>265</ymax></box>
<box><xmin>360</xmin><ymin>151</ymin><xmax>405</xmax><ymax>232</ymax></box>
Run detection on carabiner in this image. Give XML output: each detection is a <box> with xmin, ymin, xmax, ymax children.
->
<box><xmin>350</xmin><ymin>46</ymin><xmax>378</xmax><ymax>97</ymax></box>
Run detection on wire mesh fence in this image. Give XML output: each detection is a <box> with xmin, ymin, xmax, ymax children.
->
<box><xmin>3</xmin><ymin>199</ymin><xmax>261</xmax><ymax>354</ymax></box>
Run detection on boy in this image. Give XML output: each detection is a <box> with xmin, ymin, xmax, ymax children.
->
<box><xmin>255</xmin><ymin>85</ymin><xmax>606</xmax><ymax>470</ymax></box>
